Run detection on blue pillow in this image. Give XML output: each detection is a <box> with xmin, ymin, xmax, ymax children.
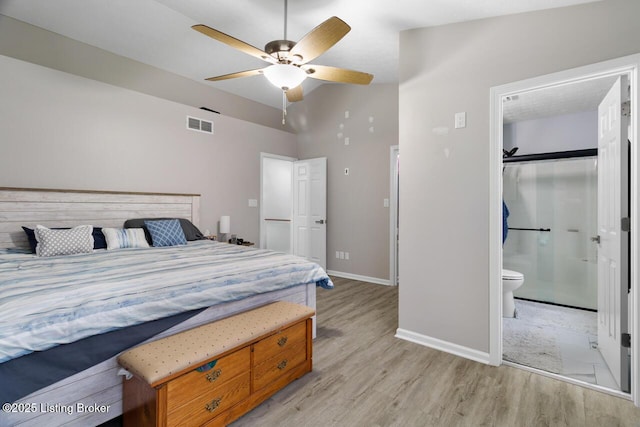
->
<box><xmin>144</xmin><ymin>219</ymin><xmax>187</xmax><ymax>247</ymax></box>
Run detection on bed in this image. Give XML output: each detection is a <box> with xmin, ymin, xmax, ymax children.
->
<box><xmin>0</xmin><ymin>187</ymin><xmax>331</xmax><ymax>427</ymax></box>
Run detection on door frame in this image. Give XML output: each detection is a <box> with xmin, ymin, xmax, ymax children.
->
<box><xmin>390</xmin><ymin>145</ymin><xmax>399</xmax><ymax>286</ymax></box>
<box><xmin>259</xmin><ymin>152</ymin><xmax>297</xmax><ymax>250</ymax></box>
<box><xmin>488</xmin><ymin>54</ymin><xmax>640</xmax><ymax>405</ymax></box>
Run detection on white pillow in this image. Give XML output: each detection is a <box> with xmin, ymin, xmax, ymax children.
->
<box><xmin>102</xmin><ymin>228</ymin><xmax>150</xmax><ymax>250</ymax></box>
<box><xmin>34</xmin><ymin>225</ymin><xmax>94</xmax><ymax>257</ymax></box>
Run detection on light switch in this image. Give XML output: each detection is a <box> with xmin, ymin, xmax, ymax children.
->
<box><xmin>384</xmin><ymin>198</ymin><xmax>390</xmax><ymax>208</ymax></box>
<box><xmin>344</xmin><ymin>137</ymin><xmax>350</xmax><ymax>146</ymax></box>
<box><xmin>455</xmin><ymin>112</ymin><xmax>466</xmax><ymax>129</ymax></box>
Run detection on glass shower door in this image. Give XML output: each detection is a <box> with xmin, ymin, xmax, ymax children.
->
<box><xmin>503</xmin><ymin>157</ymin><xmax>597</xmax><ymax>309</ymax></box>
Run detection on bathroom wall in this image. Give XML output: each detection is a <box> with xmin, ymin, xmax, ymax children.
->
<box><xmin>503</xmin><ymin>158</ymin><xmax>598</xmax><ymax>309</ymax></box>
<box><xmin>504</xmin><ymin>110</ymin><xmax>598</xmax><ymax>155</ymax></box>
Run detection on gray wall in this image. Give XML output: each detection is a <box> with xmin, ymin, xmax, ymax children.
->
<box><xmin>290</xmin><ymin>84</ymin><xmax>399</xmax><ymax>281</ymax></box>
<box><xmin>0</xmin><ymin>54</ymin><xmax>298</xmax><ymax>243</ymax></box>
<box><xmin>0</xmin><ymin>14</ymin><xmax>292</xmax><ymax>132</ymax></box>
<box><xmin>0</xmin><ymin>13</ymin><xmax>399</xmax><ymax>282</ymax></box>
<box><xmin>504</xmin><ymin>110</ymin><xmax>598</xmax><ymax>155</ymax></box>
<box><xmin>398</xmin><ymin>0</ymin><xmax>640</xmax><ymax>352</ymax></box>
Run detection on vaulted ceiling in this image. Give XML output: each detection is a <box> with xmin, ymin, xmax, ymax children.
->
<box><xmin>1</xmin><ymin>0</ymin><xmax>601</xmax><ymax>113</ymax></box>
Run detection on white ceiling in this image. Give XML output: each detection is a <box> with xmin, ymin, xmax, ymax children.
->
<box><xmin>0</xmin><ymin>0</ymin><xmax>601</xmax><ymax>110</ymax></box>
<box><xmin>503</xmin><ymin>75</ymin><xmax>618</xmax><ymax>124</ymax></box>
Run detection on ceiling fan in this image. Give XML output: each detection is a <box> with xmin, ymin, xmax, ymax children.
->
<box><xmin>192</xmin><ymin>0</ymin><xmax>373</xmax><ymax>111</ymax></box>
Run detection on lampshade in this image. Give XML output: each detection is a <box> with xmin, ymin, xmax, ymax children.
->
<box><xmin>219</xmin><ymin>216</ymin><xmax>230</xmax><ymax>234</ymax></box>
<box><xmin>263</xmin><ymin>64</ymin><xmax>307</xmax><ymax>90</ymax></box>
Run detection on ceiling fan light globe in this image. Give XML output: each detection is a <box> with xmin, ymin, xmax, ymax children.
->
<box><xmin>263</xmin><ymin>64</ymin><xmax>307</xmax><ymax>90</ymax></box>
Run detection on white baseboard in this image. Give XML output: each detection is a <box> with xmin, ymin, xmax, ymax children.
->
<box><xmin>326</xmin><ymin>270</ymin><xmax>391</xmax><ymax>286</ymax></box>
<box><xmin>395</xmin><ymin>328</ymin><xmax>490</xmax><ymax>365</ymax></box>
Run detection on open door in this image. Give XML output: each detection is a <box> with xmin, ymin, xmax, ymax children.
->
<box><xmin>293</xmin><ymin>158</ymin><xmax>327</xmax><ymax>269</ymax></box>
<box><xmin>597</xmin><ymin>75</ymin><xmax>630</xmax><ymax>392</ymax></box>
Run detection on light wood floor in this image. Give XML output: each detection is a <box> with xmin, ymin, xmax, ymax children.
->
<box><xmin>231</xmin><ymin>277</ymin><xmax>640</xmax><ymax>427</ymax></box>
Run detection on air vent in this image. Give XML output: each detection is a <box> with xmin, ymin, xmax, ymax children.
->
<box><xmin>186</xmin><ymin>116</ymin><xmax>214</xmax><ymax>134</ymax></box>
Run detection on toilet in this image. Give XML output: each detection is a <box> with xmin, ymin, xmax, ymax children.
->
<box><xmin>502</xmin><ymin>269</ymin><xmax>524</xmax><ymax>318</ymax></box>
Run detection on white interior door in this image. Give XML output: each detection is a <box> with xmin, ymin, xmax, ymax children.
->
<box><xmin>293</xmin><ymin>158</ymin><xmax>327</xmax><ymax>269</ymax></box>
<box><xmin>597</xmin><ymin>75</ymin><xmax>630</xmax><ymax>390</ymax></box>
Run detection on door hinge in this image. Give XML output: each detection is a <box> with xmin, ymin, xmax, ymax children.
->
<box><xmin>622</xmin><ymin>333</ymin><xmax>631</xmax><ymax>348</ymax></box>
<box><xmin>622</xmin><ymin>100</ymin><xmax>631</xmax><ymax>117</ymax></box>
<box><xmin>622</xmin><ymin>217</ymin><xmax>631</xmax><ymax>232</ymax></box>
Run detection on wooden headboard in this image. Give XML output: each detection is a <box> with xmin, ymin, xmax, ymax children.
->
<box><xmin>0</xmin><ymin>187</ymin><xmax>201</xmax><ymax>249</ymax></box>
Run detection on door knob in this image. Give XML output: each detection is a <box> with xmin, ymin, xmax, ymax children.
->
<box><xmin>315</xmin><ymin>219</ymin><xmax>325</xmax><ymax>224</ymax></box>
<box><xmin>591</xmin><ymin>235</ymin><xmax>601</xmax><ymax>244</ymax></box>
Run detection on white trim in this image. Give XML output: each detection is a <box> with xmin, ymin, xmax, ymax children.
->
<box><xmin>327</xmin><ymin>270</ymin><xmax>391</xmax><ymax>286</ymax></box>
<box><xmin>395</xmin><ymin>328</ymin><xmax>490</xmax><ymax>365</ymax></box>
<box><xmin>390</xmin><ymin>145</ymin><xmax>400</xmax><ymax>286</ymax></box>
<box><xmin>489</xmin><ymin>84</ymin><xmax>503</xmax><ymax>367</ymax></box>
<box><xmin>489</xmin><ymin>53</ymin><xmax>640</xmax><ymax>406</ymax></box>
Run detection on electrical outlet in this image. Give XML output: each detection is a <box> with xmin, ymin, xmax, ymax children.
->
<box><xmin>344</xmin><ymin>137</ymin><xmax>350</xmax><ymax>146</ymax></box>
<box><xmin>384</xmin><ymin>198</ymin><xmax>389</xmax><ymax>208</ymax></box>
<box><xmin>335</xmin><ymin>251</ymin><xmax>340</xmax><ymax>259</ymax></box>
<box><xmin>339</xmin><ymin>251</ymin><xmax>345</xmax><ymax>259</ymax></box>
<box><xmin>345</xmin><ymin>252</ymin><xmax>349</xmax><ymax>260</ymax></box>
<box><xmin>248</xmin><ymin>199</ymin><xmax>258</xmax><ymax>207</ymax></box>
<box><xmin>455</xmin><ymin>112</ymin><xmax>466</xmax><ymax>129</ymax></box>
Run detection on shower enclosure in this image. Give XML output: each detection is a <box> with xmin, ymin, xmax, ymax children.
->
<box><xmin>503</xmin><ymin>154</ymin><xmax>598</xmax><ymax>310</ymax></box>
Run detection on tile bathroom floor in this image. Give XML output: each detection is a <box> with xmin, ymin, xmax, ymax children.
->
<box><xmin>555</xmin><ymin>323</ymin><xmax>618</xmax><ymax>389</ymax></box>
<box><xmin>506</xmin><ymin>299</ymin><xmax>620</xmax><ymax>391</ymax></box>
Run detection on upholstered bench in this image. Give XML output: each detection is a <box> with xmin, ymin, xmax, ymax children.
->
<box><xmin>118</xmin><ymin>301</ymin><xmax>315</xmax><ymax>427</ymax></box>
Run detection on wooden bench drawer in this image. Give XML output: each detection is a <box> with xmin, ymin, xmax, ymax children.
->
<box><xmin>120</xmin><ymin>302</ymin><xmax>315</xmax><ymax>427</ymax></box>
<box><xmin>253</xmin><ymin>341</ymin><xmax>308</xmax><ymax>391</ymax></box>
<box><xmin>166</xmin><ymin>347</ymin><xmax>250</xmax><ymax>412</ymax></box>
<box><xmin>167</xmin><ymin>372</ymin><xmax>250</xmax><ymax>427</ymax></box>
<box><xmin>252</xmin><ymin>321</ymin><xmax>307</xmax><ymax>365</ymax></box>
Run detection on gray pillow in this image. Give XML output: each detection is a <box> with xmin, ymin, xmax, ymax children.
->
<box><xmin>123</xmin><ymin>218</ymin><xmax>204</xmax><ymax>243</ymax></box>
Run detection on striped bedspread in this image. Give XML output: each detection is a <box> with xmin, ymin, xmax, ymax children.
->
<box><xmin>0</xmin><ymin>241</ymin><xmax>332</xmax><ymax>363</ymax></box>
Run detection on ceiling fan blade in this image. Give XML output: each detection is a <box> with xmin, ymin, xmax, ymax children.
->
<box><xmin>304</xmin><ymin>65</ymin><xmax>373</xmax><ymax>85</ymax></box>
<box><xmin>286</xmin><ymin>85</ymin><xmax>304</xmax><ymax>102</ymax></box>
<box><xmin>193</xmin><ymin>24</ymin><xmax>276</xmax><ymax>64</ymax></box>
<box><xmin>205</xmin><ymin>68</ymin><xmax>265</xmax><ymax>82</ymax></box>
<box><xmin>289</xmin><ymin>17</ymin><xmax>350</xmax><ymax>64</ymax></box>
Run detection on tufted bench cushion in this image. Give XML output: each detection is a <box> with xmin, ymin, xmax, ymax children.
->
<box><xmin>117</xmin><ymin>301</ymin><xmax>315</xmax><ymax>386</ymax></box>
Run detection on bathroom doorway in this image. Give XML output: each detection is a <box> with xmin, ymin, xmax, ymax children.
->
<box><xmin>489</xmin><ymin>54</ymin><xmax>640</xmax><ymax>404</ymax></box>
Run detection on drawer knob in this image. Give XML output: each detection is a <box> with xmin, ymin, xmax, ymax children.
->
<box><xmin>206</xmin><ymin>368</ymin><xmax>222</xmax><ymax>383</ymax></box>
<box><xmin>277</xmin><ymin>337</ymin><xmax>288</xmax><ymax>347</ymax></box>
<box><xmin>277</xmin><ymin>359</ymin><xmax>288</xmax><ymax>370</ymax></box>
<box><xmin>205</xmin><ymin>397</ymin><xmax>222</xmax><ymax>413</ymax></box>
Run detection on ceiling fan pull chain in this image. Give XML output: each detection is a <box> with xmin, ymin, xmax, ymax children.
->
<box><xmin>282</xmin><ymin>90</ymin><xmax>287</xmax><ymax>125</ymax></box>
